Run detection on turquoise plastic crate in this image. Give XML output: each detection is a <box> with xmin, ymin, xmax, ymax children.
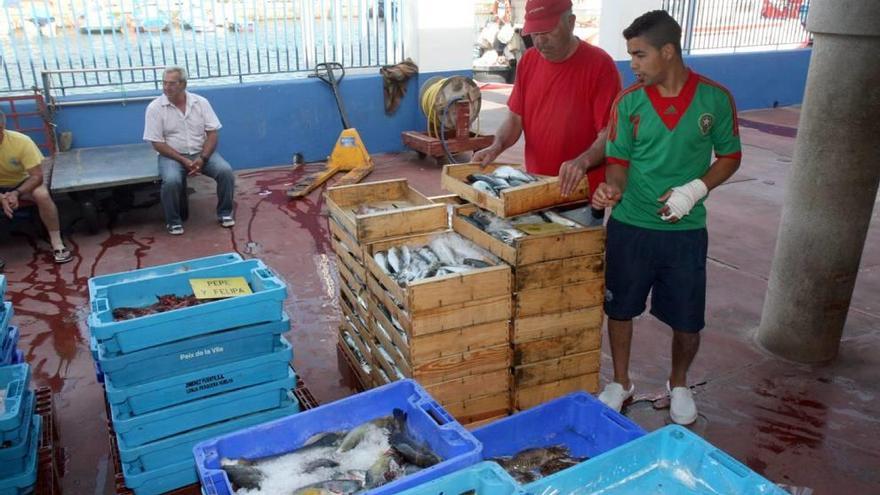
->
<box><xmin>473</xmin><ymin>391</ymin><xmax>645</xmax><ymax>479</ymax></box>
<box><xmin>1</xmin><ymin>326</ymin><xmax>19</xmax><ymax>366</ymax></box>
<box><xmin>96</xmin><ymin>315</ymin><xmax>290</xmax><ymax>387</ymax></box>
<box><xmin>118</xmin><ymin>398</ymin><xmax>300</xmax><ymax>474</ymax></box>
<box><xmin>0</xmin><ymin>393</ymin><xmax>35</xmax><ymax>478</ymax></box>
<box><xmin>0</xmin><ymin>363</ymin><xmax>30</xmax><ymax>443</ymax></box>
<box><xmin>106</xmin><ymin>336</ymin><xmax>293</xmax><ymax>417</ymax></box>
<box><xmin>88</xmin><ymin>259</ymin><xmax>287</xmax><ymax>355</ymax></box>
<box><xmin>524</xmin><ymin>425</ymin><xmax>788</xmax><ymax>495</ymax></box>
<box><xmin>88</xmin><ymin>253</ymin><xmax>244</xmax><ymax>299</ymax></box>
<box><xmin>110</xmin><ymin>368</ymin><xmax>296</xmax><ymax>447</ymax></box>
<box><xmin>0</xmin><ymin>302</ymin><xmax>13</xmax><ymax>350</ymax></box>
<box><xmin>396</xmin><ymin>462</ymin><xmax>519</xmax><ymax>495</ymax></box>
<box><xmin>193</xmin><ymin>379</ymin><xmax>482</xmax><ymax>495</ymax></box>
<box><xmin>120</xmin><ymin>457</ymin><xmax>198</xmax><ymax>495</ymax></box>
<box><xmin>10</xmin><ymin>351</ymin><xmax>23</xmax><ymax>365</ymax></box>
<box><xmin>0</xmin><ymin>410</ymin><xmax>39</xmax><ymax>495</ymax></box>
<box><xmin>0</xmin><ymin>274</ymin><xmax>5</xmax><ymax>300</ymax></box>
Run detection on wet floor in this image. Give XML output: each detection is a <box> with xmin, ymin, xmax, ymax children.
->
<box><xmin>0</xmin><ymin>99</ymin><xmax>878</xmax><ymax>493</ymax></box>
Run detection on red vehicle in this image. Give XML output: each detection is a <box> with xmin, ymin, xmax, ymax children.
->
<box><xmin>761</xmin><ymin>0</ymin><xmax>805</xmax><ymax>19</ymax></box>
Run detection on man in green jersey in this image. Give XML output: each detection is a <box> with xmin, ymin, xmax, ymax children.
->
<box><xmin>593</xmin><ymin>10</ymin><xmax>742</xmax><ymax>425</ymax></box>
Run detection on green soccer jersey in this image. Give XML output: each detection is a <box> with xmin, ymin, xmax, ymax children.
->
<box><xmin>605</xmin><ymin>70</ymin><xmax>742</xmax><ymax>230</ymax></box>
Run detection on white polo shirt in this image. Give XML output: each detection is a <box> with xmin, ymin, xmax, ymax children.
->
<box><xmin>143</xmin><ymin>91</ymin><xmax>221</xmax><ymax>155</ymax></box>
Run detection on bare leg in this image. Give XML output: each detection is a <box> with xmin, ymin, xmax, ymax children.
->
<box><xmin>669</xmin><ymin>330</ymin><xmax>700</xmax><ymax>388</ymax></box>
<box><xmin>30</xmin><ymin>184</ymin><xmax>65</xmax><ymax>251</ymax></box>
<box><xmin>607</xmin><ymin>318</ymin><xmax>634</xmax><ymax>389</ymax></box>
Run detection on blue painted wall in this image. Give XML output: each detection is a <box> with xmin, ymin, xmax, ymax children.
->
<box><xmin>615</xmin><ymin>49</ymin><xmax>812</xmax><ymax>111</ymax></box>
<box><xmin>37</xmin><ymin>49</ymin><xmax>810</xmax><ymax>170</ymax></box>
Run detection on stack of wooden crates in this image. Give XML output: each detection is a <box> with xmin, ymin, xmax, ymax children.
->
<box><xmin>327</xmin><ymin>164</ymin><xmax>606</xmax><ymax>425</ymax></box>
<box><xmin>441</xmin><ymin>163</ymin><xmax>606</xmax><ymax>412</ymax></box>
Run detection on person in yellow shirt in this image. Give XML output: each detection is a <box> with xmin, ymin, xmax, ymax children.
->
<box><xmin>0</xmin><ymin>110</ymin><xmax>72</xmax><ymax>264</ymax></box>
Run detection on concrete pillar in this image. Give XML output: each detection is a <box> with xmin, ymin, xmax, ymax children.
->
<box><xmin>756</xmin><ymin>0</ymin><xmax>880</xmax><ymax>362</ymax></box>
<box><xmin>402</xmin><ymin>0</ymin><xmax>474</xmax><ymax>73</ymax></box>
<box><xmin>597</xmin><ymin>0</ymin><xmax>662</xmax><ymax>60</ymax></box>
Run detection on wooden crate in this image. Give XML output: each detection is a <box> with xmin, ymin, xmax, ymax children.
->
<box><xmin>339</xmin><ymin>278</ymin><xmax>370</xmax><ymax>331</ymax></box>
<box><xmin>326</xmin><ymin>179</ymin><xmax>448</xmax><ymax>243</ymax></box>
<box><xmin>512</xmin><ymin>349</ymin><xmax>600</xmax><ymax>388</ymax></box>
<box><xmin>369</xmin><ymin>272</ymin><xmax>512</xmax><ymax>336</ymax></box>
<box><xmin>423</xmin><ymin>368</ymin><xmax>511</xmax><ymax>405</ymax></box>
<box><xmin>513</xmin><ymin>323</ymin><xmax>602</xmax><ymax>366</ymax></box>
<box><xmin>331</xmin><ymin>227</ymin><xmax>368</xmax><ymax>284</ymax></box>
<box><xmin>514</xmin><ymin>373</ymin><xmax>600</xmax><ymax>410</ymax></box>
<box><xmin>370</xmin><ymin>294</ymin><xmax>509</xmax><ymax>364</ymax></box>
<box><xmin>465</xmin><ymin>413</ymin><xmax>510</xmax><ymax>430</ymax></box>
<box><xmin>369</xmin><ymin>323</ymin><xmax>511</xmax><ymax>386</ymax></box>
<box><xmin>440</xmin><ymin>391</ymin><xmax>511</xmax><ymax>426</ymax></box>
<box><xmin>452</xmin><ymin>203</ymin><xmax>605</xmax><ymax>268</ymax></box>
<box><xmin>338</xmin><ymin>328</ymin><xmax>374</xmax><ymax>390</ymax></box>
<box><xmin>441</xmin><ymin>163</ymin><xmax>589</xmax><ymax>217</ymax></box>
<box><xmin>364</xmin><ymin>230</ymin><xmax>512</xmax><ymax>316</ymax></box>
<box><xmin>515</xmin><ymin>280</ymin><xmax>605</xmax><ymax>318</ymax></box>
<box><xmin>512</xmin><ymin>306</ymin><xmax>604</xmax><ymax>344</ymax></box>
<box><xmin>328</xmin><ymin>215</ymin><xmax>363</xmax><ymax>260</ymax></box>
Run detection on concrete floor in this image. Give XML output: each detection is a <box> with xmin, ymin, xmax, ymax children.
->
<box><xmin>0</xmin><ymin>86</ymin><xmax>878</xmax><ymax>494</ymax></box>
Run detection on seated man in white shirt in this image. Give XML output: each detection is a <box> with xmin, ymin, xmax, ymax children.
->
<box><xmin>143</xmin><ymin>66</ymin><xmax>235</xmax><ymax>235</ymax></box>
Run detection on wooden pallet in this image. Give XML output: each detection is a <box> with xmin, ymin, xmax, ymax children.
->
<box><xmin>325</xmin><ymin>179</ymin><xmax>447</xmax><ymax>243</ymax></box>
<box><xmin>441</xmin><ymin>163</ymin><xmax>589</xmax><ymax>218</ymax></box>
<box><xmin>109</xmin><ymin>378</ymin><xmax>319</xmax><ymax>495</ymax></box>
<box><xmin>35</xmin><ymin>387</ymin><xmax>64</xmax><ymax>495</ymax></box>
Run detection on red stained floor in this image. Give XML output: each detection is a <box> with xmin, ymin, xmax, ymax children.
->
<box><xmin>0</xmin><ymin>103</ymin><xmax>877</xmax><ymax>494</ymax></box>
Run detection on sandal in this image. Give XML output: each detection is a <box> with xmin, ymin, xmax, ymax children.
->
<box><xmin>53</xmin><ymin>248</ymin><xmax>73</xmax><ymax>264</ymax></box>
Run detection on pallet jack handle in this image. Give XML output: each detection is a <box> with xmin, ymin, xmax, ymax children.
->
<box><xmin>310</xmin><ymin>62</ymin><xmax>352</xmax><ymax>130</ymax></box>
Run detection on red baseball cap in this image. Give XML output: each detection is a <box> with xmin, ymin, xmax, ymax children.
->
<box><xmin>522</xmin><ymin>0</ymin><xmax>573</xmax><ymax>35</ymax></box>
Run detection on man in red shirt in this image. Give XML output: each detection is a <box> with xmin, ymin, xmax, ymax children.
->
<box><xmin>474</xmin><ymin>0</ymin><xmax>621</xmax><ymax>221</ymax></box>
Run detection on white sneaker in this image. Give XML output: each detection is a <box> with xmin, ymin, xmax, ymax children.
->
<box><xmin>668</xmin><ymin>381</ymin><xmax>698</xmax><ymax>425</ymax></box>
<box><xmin>597</xmin><ymin>382</ymin><xmax>635</xmax><ymax>412</ymax></box>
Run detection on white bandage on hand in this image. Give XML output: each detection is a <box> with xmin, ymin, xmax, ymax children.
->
<box><xmin>661</xmin><ymin>179</ymin><xmax>708</xmax><ymax>221</ymax></box>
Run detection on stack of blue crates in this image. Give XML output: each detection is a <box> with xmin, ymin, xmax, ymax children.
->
<box><xmin>0</xmin><ymin>363</ymin><xmax>40</xmax><ymax>494</ymax></box>
<box><xmin>1</xmin><ymin>276</ymin><xmax>24</xmax><ymax>367</ymax></box>
<box><xmin>87</xmin><ymin>253</ymin><xmax>302</xmax><ymax>495</ymax></box>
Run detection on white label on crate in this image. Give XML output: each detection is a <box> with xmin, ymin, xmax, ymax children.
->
<box><xmin>178</xmin><ymin>345</ymin><xmax>225</xmax><ymax>361</ymax></box>
<box><xmin>185</xmin><ymin>374</ymin><xmax>233</xmax><ymax>394</ymax></box>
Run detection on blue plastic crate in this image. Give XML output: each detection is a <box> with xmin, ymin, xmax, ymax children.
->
<box><xmin>110</xmin><ymin>368</ymin><xmax>296</xmax><ymax>447</ymax></box>
<box><xmin>473</xmin><ymin>391</ymin><xmax>645</xmax><ymax>479</ymax></box>
<box><xmin>88</xmin><ymin>253</ymin><xmax>244</xmax><ymax>299</ymax></box>
<box><xmin>0</xmin><ymin>274</ymin><xmax>5</xmax><ymax>300</ymax></box>
<box><xmin>10</xmin><ymin>350</ymin><xmax>23</xmax><ymax>365</ymax></box>
<box><xmin>0</xmin><ymin>363</ymin><xmax>30</xmax><ymax>443</ymax></box>
<box><xmin>88</xmin><ymin>259</ymin><xmax>287</xmax><ymax>355</ymax></box>
<box><xmin>0</xmin><ymin>410</ymin><xmax>39</xmax><ymax>495</ymax></box>
<box><xmin>193</xmin><ymin>379</ymin><xmax>482</xmax><ymax>495</ymax></box>
<box><xmin>118</xmin><ymin>398</ymin><xmax>300</xmax><ymax>474</ymax></box>
<box><xmin>106</xmin><ymin>336</ymin><xmax>293</xmax><ymax>417</ymax></box>
<box><xmin>120</xmin><ymin>457</ymin><xmax>198</xmax><ymax>495</ymax></box>
<box><xmin>396</xmin><ymin>462</ymin><xmax>519</xmax><ymax>495</ymax></box>
<box><xmin>1</xmin><ymin>326</ymin><xmax>19</xmax><ymax>366</ymax></box>
<box><xmin>525</xmin><ymin>425</ymin><xmax>788</xmax><ymax>495</ymax></box>
<box><xmin>0</xmin><ymin>302</ymin><xmax>13</xmax><ymax>350</ymax></box>
<box><xmin>0</xmin><ymin>393</ymin><xmax>36</xmax><ymax>478</ymax></box>
<box><xmin>97</xmin><ymin>315</ymin><xmax>290</xmax><ymax>388</ymax></box>
<box><xmin>88</xmin><ymin>334</ymin><xmax>99</xmax><ymax>361</ymax></box>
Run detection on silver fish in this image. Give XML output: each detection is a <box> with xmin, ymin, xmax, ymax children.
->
<box><xmin>400</xmin><ymin>245</ymin><xmax>412</xmax><ymax>269</ymax></box>
<box><xmin>386</xmin><ymin>247</ymin><xmax>402</xmax><ymax>274</ymax></box>
<box><xmin>471</xmin><ymin>180</ymin><xmax>497</xmax><ymax>196</ymax></box>
<box><xmin>439</xmin><ymin>265</ymin><xmax>471</xmax><ymax>274</ymax></box>
<box><xmin>492</xmin><ymin>165</ymin><xmax>537</xmax><ymax>183</ymax></box>
<box><xmin>543</xmin><ymin>210</ymin><xmax>580</xmax><ymax>228</ymax></box>
<box><xmin>291</xmin><ymin>479</ymin><xmax>363</xmax><ymax>495</ymax></box>
<box><xmin>374</xmin><ymin>252</ymin><xmax>389</xmax><ymax>274</ymax></box>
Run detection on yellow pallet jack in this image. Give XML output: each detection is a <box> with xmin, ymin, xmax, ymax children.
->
<box><xmin>287</xmin><ymin>62</ymin><xmax>374</xmax><ymax>198</ymax></box>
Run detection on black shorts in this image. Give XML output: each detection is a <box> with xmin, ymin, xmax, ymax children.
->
<box><xmin>604</xmin><ymin>217</ymin><xmax>708</xmax><ymax>333</ymax></box>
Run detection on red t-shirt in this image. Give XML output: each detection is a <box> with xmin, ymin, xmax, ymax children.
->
<box><xmin>508</xmin><ymin>41</ymin><xmax>621</xmax><ymax>196</ymax></box>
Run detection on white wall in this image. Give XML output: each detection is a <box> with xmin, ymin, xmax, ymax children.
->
<box><xmin>404</xmin><ymin>0</ymin><xmax>475</xmax><ymax>73</ymax></box>
<box><xmin>597</xmin><ymin>0</ymin><xmax>663</xmax><ymax>60</ymax></box>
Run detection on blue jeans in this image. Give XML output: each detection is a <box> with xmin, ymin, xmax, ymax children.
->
<box><xmin>158</xmin><ymin>152</ymin><xmax>235</xmax><ymax>226</ymax></box>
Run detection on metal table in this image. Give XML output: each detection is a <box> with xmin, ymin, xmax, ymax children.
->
<box><xmin>51</xmin><ymin>143</ymin><xmax>160</xmax><ymax>233</ymax></box>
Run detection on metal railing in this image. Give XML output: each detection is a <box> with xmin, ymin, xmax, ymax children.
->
<box><xmin>663</xmin><ymin>0</ymin><xmax>811</xmax><ymax>54</ymax></box>
<box><xmin>1</xmin><ymin>0</ymin><xmax>404</xmax><ymax>96</ymax></box>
